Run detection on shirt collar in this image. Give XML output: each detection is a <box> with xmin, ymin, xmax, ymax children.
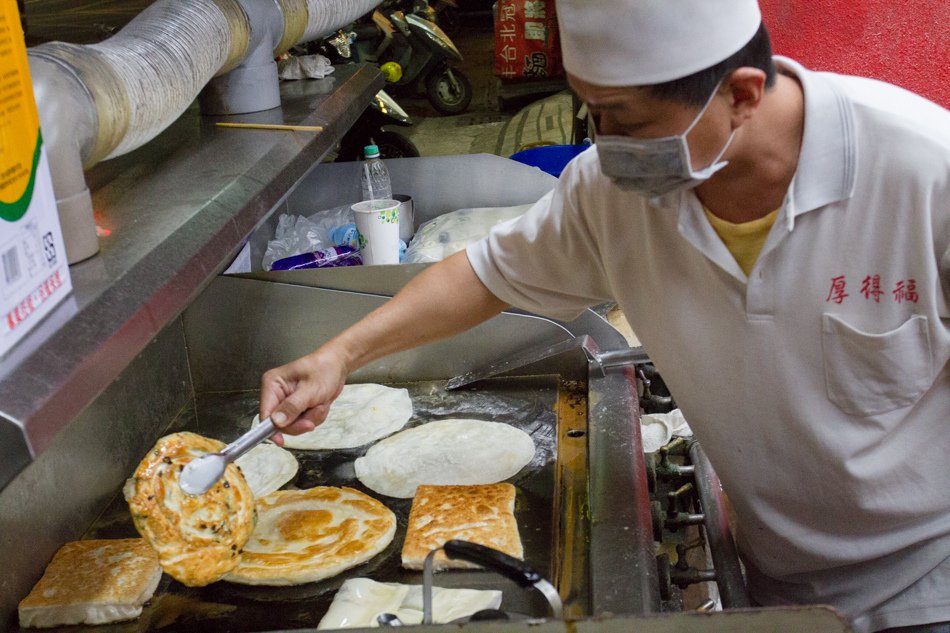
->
<box><xmin>650</xmin><ymin>56</ymin><xmax>857</xmax><ymax>220</ymax></box>
<box><xmin>775</xmin><ymin>56</ymin><xmax>857</xmax><ymax>217</ymax></box>
<box><xmin>657</xmin><ymin>59</ymin><xmax>858</xmax><ymax>281</ymax></box>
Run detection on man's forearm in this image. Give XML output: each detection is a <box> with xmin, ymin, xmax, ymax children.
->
<box><xmin>322</xmin><ymin>251</ymin><xmax>509</xmax><ymax>372</ymax></box>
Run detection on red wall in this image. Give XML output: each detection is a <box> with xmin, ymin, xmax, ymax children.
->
<box><xmin>760</xmin><ymin>0</ymin><xmax>950</xmax><ymax>108</ymax></box>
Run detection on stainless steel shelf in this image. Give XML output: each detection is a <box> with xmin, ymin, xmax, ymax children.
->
<box><xmin>0</xmin><ymin>63</ymin><xmax>384</xmax><ymax>490</ymax></box>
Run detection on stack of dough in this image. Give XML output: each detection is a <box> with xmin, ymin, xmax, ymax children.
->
<box><xmin>354</xmin><ymin>419</ymin><xmax>536</xmax><ymax>498</ymax></box>
<box><xmin>18</xmin><ymin>539</ymin><xmax>162</xmax><ymax>628</ymax></box>
<box><xmin>123</xmin><ymin>432</ymin><xmax>256</xmax><ymax>587</ymax></box>
<box><xmin>225</xmin><ymin>486</ymin><xmax>396</xmax><ymax>585</ymax></box>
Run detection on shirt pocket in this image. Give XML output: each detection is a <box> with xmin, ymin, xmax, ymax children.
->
<box><xmin>821</xmin><ymin>313</ymin><xmax>933</xmax><ymax>416</ymax></box>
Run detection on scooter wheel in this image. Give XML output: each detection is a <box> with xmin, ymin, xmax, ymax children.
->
<box><xmin>426</xmin><ymin>67</ymin><xmax>472</xmax><ymax>115</ymax></box>
<box><xmin>375</xmin><ymin>131</ymin><xmax>421</xmax><ymax>158</ymax></box>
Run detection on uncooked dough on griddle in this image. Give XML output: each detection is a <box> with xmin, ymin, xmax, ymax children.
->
<box><xmin>252</xmin><ymin>383</ymin><xmax>412</xmax><ymax>450</ymax></box>
<box><xmin>316</xmin><ymin>577</ymin><xmax>502</xmax><ymax>629</ymax></box>
<box><xmin>354</xmin><ymin>419</ymin><xmax>535</xmax><ymax>498</ymax></box>
<box><xmin>234</xmin><ymin>441</ymin><xmax>298</xmax><ymax>497</ymax></box>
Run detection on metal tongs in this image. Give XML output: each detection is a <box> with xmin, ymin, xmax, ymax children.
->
<box><xmin>422</xmin><ymin>540</ymin><xmax>562</xmax><ymax>624</ymax></box>
<box><xmin>376</xmin><ymin>540</ymin><xmax>562</xmax><ymax>627</ymax></box>
<box><xmin>179</xmin><ymin>417</ymin><xmax>277</xmax><ymax>495</ymax></box>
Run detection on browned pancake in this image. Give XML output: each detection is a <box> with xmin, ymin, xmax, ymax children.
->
<box><xmin>124</xmin><ymin>432</ymin><xmax>256</xmax><ymax>587</ymax></box>
<box><xmin>18</xmin><ymin>539</ymin><xmax>161</xmax><ymax>628</ymax></box>
<box><xmin>225</xmin><ymin>486</ymin><xmax>396</xmax><ymax>585</ymax></box>
<box><xmin>401</xmin><ymin>483</ymin><xmax>523</xmax><ymax>570</ymax></box>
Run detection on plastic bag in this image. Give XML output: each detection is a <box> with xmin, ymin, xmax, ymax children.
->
<box><xmin>262</xmin><ymin>215</ymin><xmax>324</xmax><ymax>271</ymax></box>
<box><xmin>640</xmin><ymin>409</ymin><xmax>693</xmax><ymax>453</ymax></box>
<box><xmin>308</xmin><ymin>204</ymin><xmax>359</xmax><ymax>249</ymax></box>
<box><xmin>277</xmin><ymin>54</ymin><xmax>334</xmax><ymax>80</ymax></box>
<box><xmin>262</xmin><ymin>204</ymin><xmax>357</xmax><ymax>270</ymax></box>
<box><xmin>404</xmin><ymin>203</ymin><xmax>534</xmax><ymax>264</ymax></box>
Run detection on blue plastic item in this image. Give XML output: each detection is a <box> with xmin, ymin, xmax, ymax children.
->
<box><xmin>329</xmin><ymin>223</ymin><xmax>360</xmax><ymax>249</ymax></box>
<box><xmin>509</xmin><ymin>143</ymin><xmax>592</xmax><ymax>178</ymax></box>
<box><xmin>270</xmin><ymin>245</ymin><xmax>362</xmax><ymax>271</ymax></box>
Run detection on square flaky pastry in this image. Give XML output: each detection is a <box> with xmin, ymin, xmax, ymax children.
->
<box><xmin>18</xmin><ymin>539</ymin><xmax>162</xmax><ymax>628</ymax></box>
<box><xmin>401</xmin><ymin>483</ymin><xmax>523</xmax><ymax>570</ymax></box>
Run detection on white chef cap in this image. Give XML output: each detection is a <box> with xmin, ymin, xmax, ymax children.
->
<box><xmin>557</xmin><ymin>0</ymin><xmax>762</xmax><ymax>86</ymax></box>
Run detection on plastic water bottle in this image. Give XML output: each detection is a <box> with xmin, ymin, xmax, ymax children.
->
<box><xmin>359</xmin><ymin>144</ymin><xmax>392</xmax><ymax>201</ymax></box>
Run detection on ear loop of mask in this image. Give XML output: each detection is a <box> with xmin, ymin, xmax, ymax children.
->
<box><xmin>682</xmin><ymin>79</ymin><xmax>737</xmax><ymax>174</ymax></box>
<box><xmin>696</xmin><ymin>84</ymin><xmax>739</xmax><ymax>172</ymax></box>
<box><xmin>683</xmin><ymin>79</ymin><xmax>724</xmax><ymax>137</ymax></box>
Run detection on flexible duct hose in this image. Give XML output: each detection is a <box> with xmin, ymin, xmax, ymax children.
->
<box><xmin>28</xmin><ymin>0</ymin><xmax>381</xmax><ymax>262</ymax></box>
<box><xmin>303</xmin><ymin>0</ymin><xmax>369</xmax><ymax>41</ymax></box>
<box><xmin>90</xmin><ymin>0</ymin><xmax>250</xmax><ymax>160</ymax></box>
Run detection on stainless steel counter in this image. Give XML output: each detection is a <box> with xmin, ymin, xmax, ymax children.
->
<box><xmin>0</xmin><ymin>63</ymin><xmax>384</xmax><ymax>490</ymax></box>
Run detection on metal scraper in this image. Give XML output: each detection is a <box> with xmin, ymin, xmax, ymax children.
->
<box><xmin>444</xmin><ymin>334</ymin><xmax>649</xmax><ymax>391</ymax></box>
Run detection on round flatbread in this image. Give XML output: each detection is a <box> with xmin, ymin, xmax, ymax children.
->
<box><xmin>354</xmin><ymin>419</ymin><xmax>536</xmax><ymax>498</ymax></box>
<box><xmin>224</xmin><ymin>486</ymin><xmax>396</xmax><ymax>586</ymax></box>
<box><xmin>234</xmin><ymin>441</ymin><xmax>298</xmax><ymax>498</ymax></box>
<box><xmin>123</xmin><ymin>432</ymin><xmax>256</xmax><ymax>587</ymax></box>
<box><xmin>252</xmin><ymin>383</ymin><xmax>412</xmax><ymax>450</ymax></box>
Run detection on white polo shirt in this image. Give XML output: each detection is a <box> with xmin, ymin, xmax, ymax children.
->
<box><xmin>467</xmin><ymin>58</ymin><xmax>950</xmax><ymax>632</ymax></box>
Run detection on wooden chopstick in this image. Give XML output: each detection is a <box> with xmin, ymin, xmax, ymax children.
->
<box><xmin>215</xmin><ymin>122</ymin><xmax>324</xmax><ymax>132</ymax></box>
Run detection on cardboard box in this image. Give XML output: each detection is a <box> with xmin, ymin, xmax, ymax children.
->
<box><xmin>0</xmin><ymin>0</ymin><xmax>72</xmax><ymax>357</ymax></box>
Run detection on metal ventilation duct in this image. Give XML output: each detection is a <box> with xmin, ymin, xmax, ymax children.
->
<box><xmin>27</xmin><ymin>0</ymin><xmax>380</xmax><ymax>263</ymax></box>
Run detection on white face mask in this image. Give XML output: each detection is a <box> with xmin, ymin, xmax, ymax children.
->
<box><xmin>595</xmin><ymin>83</ymin><xmax>736</xmax><ymax>198</ymax></box>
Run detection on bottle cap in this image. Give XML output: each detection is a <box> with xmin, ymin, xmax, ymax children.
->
<box><xmin>364</xmin><ymin>144</ymin><xmax>380</xmax><ymax>158</ymax></box>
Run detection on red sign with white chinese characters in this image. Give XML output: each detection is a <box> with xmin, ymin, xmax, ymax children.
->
<box><xmin>494</xmin><ymin>0</ymin><xmax>564</xmax><ymax>80</ymax></box>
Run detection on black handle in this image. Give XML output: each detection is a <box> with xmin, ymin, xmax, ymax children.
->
<box><xmin>442</xmin><ymin>540</ymin><xmax>541</xmax><ymax>587</ymax></box>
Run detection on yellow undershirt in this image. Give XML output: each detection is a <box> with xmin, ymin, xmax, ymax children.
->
<box><xmin>703</xmin><ymin>208</ymin><xmax>780</xmax><ymax>276</ymax></box>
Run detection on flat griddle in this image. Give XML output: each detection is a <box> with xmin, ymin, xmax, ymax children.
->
<box><xmin>29</xmin><ymin>375</ymin><xmax>587</xmax><ymax>633</ymax></box>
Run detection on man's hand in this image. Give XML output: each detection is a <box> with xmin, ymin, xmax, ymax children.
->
<box><xmin>260</xmin><ymin>348</ymin><xmax>348</xmax><ymax>445</ymax></box>
<box><xmin>258</xmin><ymin>252</ymin><xmax>508</xmax><ymax>444</ymax></box>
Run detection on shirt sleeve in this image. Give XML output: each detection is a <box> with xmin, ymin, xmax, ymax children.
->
<box><xmin>465</xmin><ymin>164</ymin><xmax>613</xmax><ymax>322</ymax></box>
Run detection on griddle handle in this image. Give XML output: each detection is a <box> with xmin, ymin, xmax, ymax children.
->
<box><xmin>442</xmin><ymin>540</ymin><xmax>540</xmax><ymax>587</ymax></box>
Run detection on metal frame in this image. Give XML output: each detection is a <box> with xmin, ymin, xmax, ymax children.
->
<box><xmin>0</xmin><ymin>64</ymin><xmax>384</xmax><ymax>490</ymax></box>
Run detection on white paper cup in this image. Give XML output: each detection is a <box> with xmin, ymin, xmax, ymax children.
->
<box><xmin>392</xmin><ymin>194</ymin><xmax>414</xmax><ymax>242</ymax></box>
<box><xmin>352</xmin><ymin>199</ymin><xmax>401</xmax><ymax>265</ymax></box>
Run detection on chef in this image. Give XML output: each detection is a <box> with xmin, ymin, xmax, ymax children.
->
<box><xmin>260</xmin><ymin>1</ymin><xmax>950</xmax><ymax>631</ymax></box>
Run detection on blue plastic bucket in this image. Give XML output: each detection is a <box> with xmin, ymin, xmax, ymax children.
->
<box><xmin>509</xmin><ymin>143</ymin><xmax>591</xmax><ymax>178</ymax></box>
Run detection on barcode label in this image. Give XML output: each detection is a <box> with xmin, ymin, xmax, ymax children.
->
<box><xmin>2</xmin><ymin>246</ymin><xmax>20</xmax><ymax>286</ymax></box>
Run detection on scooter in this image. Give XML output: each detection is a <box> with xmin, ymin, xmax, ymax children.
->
<box><xmin>352</xmin><ymin>8</ymin><xmax>472</xmax><ymax>115</ymax></box>
<box><xmin>316</xmin><ymin>30</ymin><xmax>421</xmax><ymax>160</ymax></box>
<box><xmin>337</xmin><ymin>89</ymin><xmax>420</xmax><ymax>160</ymax></box>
